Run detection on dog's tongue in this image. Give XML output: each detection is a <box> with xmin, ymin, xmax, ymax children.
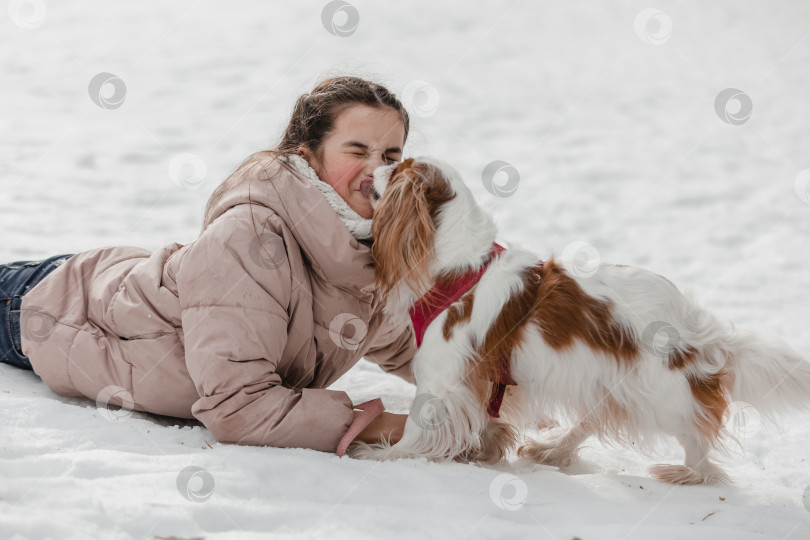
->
<box><xmin>360</xmin><ymin>178</ymin><xmax>374</xmax><ymax>198</ymax></box>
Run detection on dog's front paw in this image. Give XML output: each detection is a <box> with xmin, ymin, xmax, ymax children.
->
<box><xmin>345</xmin><ymin>441</ymin><xmax>394</xmax><ymax>461</ymax></box>
<box><xmin>467</xmin><ymin>420</ymin><xmax>520</xmax><ymax>464</ymax></box>
<box><xmin>649</xmin><ymin>463</ymin><xmax>731</xmax><ymax>485</ymax></box>
<box><xmin>517</xmin><ymin>439</ymin><xmax>575</xmax><ymax>467</ymax></box>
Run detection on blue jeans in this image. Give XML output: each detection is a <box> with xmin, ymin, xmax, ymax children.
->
<box><xmin>0</xmin><ymin>254</ymin><xmax>74</xmax><ymax>371</ymax></box>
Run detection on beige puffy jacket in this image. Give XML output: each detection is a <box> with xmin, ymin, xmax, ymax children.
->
<box><xmin>20</xmin><ymin>154</ymin><xmax>416</xmax><ymax>453</ymax></box>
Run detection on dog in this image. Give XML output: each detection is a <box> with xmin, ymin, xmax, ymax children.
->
<box><xmin>348</xmin><ymin>157</ymin><xmax>810</xmax><ymax>485</ymax></box>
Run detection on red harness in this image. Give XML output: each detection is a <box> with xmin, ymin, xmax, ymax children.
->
<box><xmin>408</xmin><ymin>243</ymin><xmax>517</xmax><ymax>418</ymax></box>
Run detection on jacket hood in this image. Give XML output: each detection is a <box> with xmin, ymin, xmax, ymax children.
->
<box><xmin>203</xmin><ymin>152</ymin><xmax>376</xmax><ymax>297</ymax></box>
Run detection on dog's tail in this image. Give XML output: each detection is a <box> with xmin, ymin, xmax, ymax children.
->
<box><xmin>722</xmin><ymin>327</ymin><xmax>810</xmax><ymax>419</ymax></box>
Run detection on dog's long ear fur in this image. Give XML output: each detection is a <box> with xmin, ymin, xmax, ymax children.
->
<box><xmin>372</xmin><ymin>160</ymin><xmax>445</xmax><ymax>300</ymax></box>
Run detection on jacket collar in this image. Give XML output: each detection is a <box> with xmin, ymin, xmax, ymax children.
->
<box><xmin>204</xmin><ymin>154</ymin><xmax>376</xmax><ymax>301</ymax></box>
<box><xmin>282</xmin><ymin>155</ymin><xmax>373</xmax><ymax>241</ymax></box>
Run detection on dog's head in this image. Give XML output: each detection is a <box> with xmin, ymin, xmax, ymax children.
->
<box><xmin>370</xmin><ymin>157</ymin><xmax>496</xmax><ymax>303</ymax></box>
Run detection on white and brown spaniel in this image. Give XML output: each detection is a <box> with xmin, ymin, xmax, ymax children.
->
<box><xmin>348</xmin><ymin>157</ymin><xmax>810</xmax><ymax>485</ymax></box>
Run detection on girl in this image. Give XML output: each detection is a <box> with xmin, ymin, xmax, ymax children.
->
<box><xmin>0</xmin><ymin>76</ymin><xmax>415</xmax><ymax>453</ymax></box>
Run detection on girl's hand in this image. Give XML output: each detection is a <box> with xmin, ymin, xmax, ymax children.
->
<box><xmin>353</xmin><ymin>411</ymin><xmax>407</xmax><ymax>445</ymax></box>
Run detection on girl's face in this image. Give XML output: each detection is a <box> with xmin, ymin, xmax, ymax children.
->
<box><xmin>300</xmin><ymin>104</ymin><xmax>405</xmax><ymax>219</ymax></box>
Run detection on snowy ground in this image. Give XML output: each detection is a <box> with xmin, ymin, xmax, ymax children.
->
<box><xmin>2</xmin><ymin>1</ymin><xmax>810</xmax><ymax>539</ymax></box>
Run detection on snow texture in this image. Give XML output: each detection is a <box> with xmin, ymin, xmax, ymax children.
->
<box><xmin>1</xmin><ymin>1</ymin><xmax>809</xmax><ymax>539</ymax></box>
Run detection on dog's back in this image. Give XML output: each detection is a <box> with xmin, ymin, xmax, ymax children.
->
<box><xmin>498</xmin><ymin>250</ymin><xmax>810</xmax><ymax>483</ymax></box>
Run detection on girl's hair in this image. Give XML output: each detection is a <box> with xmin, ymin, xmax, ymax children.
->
<box><xmin>275</xmin><ymin>76</ymin><xmax>409</xmax><ymax>159</ymax></box>
<box><xmin>201</xmin><ymin>76</ymin><xmax>410</xmax><ymax>230</ymax></box>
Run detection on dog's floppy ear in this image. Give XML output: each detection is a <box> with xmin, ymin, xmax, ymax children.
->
<box><xmin>372</xmin><ymin>161</ymin><xmax>437</xmax><ymax>299</ymax></box>
<box><xmin>393</xmin><ymin>158</ymin><xmax>415</xmax><ymax>176</ymax></box>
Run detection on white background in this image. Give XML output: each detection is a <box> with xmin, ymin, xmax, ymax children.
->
<box><xmin>1</xmin><ymin>1</ymin><xmax>809</xmax><ymax>539</ymax></box>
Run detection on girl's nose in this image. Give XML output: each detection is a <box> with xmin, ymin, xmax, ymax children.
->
<box><xmin>364</xmin><ymin>154</ymin><xmax>386</xmax><ymax>175</ymax></box>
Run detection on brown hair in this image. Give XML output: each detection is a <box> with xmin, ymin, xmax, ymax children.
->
<box><xmin>201</xmin><ymin>76</ymin><xmax>410</xmax><ymax>230</ymax></box>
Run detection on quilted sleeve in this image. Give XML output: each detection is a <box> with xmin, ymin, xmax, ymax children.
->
<box><xmin>363</xmin><ymin>312</ymin><xmax>416</xmax><ymax>384</ymax></box>
<box><xmin>176</xmin><ymin>207</ymin><xmax>354</xmax><ymax>452</ymax></box>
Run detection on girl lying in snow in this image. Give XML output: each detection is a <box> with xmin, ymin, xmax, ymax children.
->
<box><xmin>0</xmin><ymin>76</ymin><xmax>414</xmax><ymax>453</ymax></box>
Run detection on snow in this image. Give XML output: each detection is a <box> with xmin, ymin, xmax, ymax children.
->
<box><xmin>2</xmin><ymin>1</ymin><xmax>810</xmax><ymax>538</ymax></box>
